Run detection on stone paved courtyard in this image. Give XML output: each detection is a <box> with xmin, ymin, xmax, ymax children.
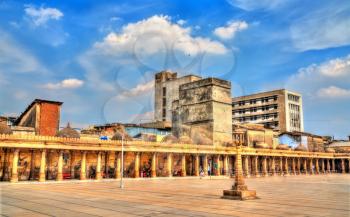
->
<box><xmin>0</xmin><ymin>174</ymin><xmax>349</xmax><ymax>217</ymax></box>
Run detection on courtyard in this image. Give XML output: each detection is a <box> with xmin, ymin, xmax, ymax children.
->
<box><xmin>0</xmin><ymin>175</ymin><xmax>349</xmax><ymax>217</ymax></box>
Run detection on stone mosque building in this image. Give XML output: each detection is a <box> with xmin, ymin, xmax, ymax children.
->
<box><xmin>0</xmin><ymin>71</ymin><xmax>349</xmax><ymax>183</ymax></box>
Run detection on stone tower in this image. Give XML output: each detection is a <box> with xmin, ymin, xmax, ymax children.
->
<box><xmin>172</xmin><ymin>78</ymin><xmax>232</xmax><ymax>146</ymax></box>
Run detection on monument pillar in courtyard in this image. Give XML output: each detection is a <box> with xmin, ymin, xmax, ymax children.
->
<box><xmin>70</xmin><ymin>151</ymin><xmax>75</xmax><ymax>179</ymax></box>
<box><xmin>303</xmin><ymin>158</ymin><xmax>308</xmax><ymax>175</ymax></box>
<box><xmin>309</xmin><ymin>158</ymin><xmax>314</xmax><ymax>175</ymax></box>
<box><xmin>254</xmin><ymin>156</ymin><xmax>260</xmax><ymax>177</ymax></box>
<box><xmin>327</xmin><ymin>159</ymin><xmax>331</xmax><ymax>173</ymax></box>
<box><xmin>291</xmin><ymin>158</ymin><xmax>296</xmax><ymax>175</ymax></box>
<box><xmin>222</xmin><ymin>147</ymin><xmax>257</xmax><ymax>200</ymax></box>
<box><xmin>332</xmin><ymin>159</ymin><xmax>335</xmax><ymax>172</ymax></box>
<box><xmin>262</xmin><ymin>157</ymin><xmax>268</xmax><ymax>176</ymax></box>
<box><xmin>244</xmin><ymin>156</ymin><xmax>250</xmax><ymax>177</ymax></box>
<box><xmin>315</xmin><ymin>159</ymin><xmax>320</xmax><ymax>174</ymax></box>
<box><xmin>297</xmin><ymin>158</ymin><xmax>301</xmax><ymax>174</ymax></box>
<box><xmin>115</xmin><ymin>152</ymin><xmax>121</xmax><ymax>179</ymax></box>
<box><xmin>96</xmin><ymin>151</ymin><xmax>102</xmax><ymax>180</ymax></box>
<box><xmin>321</xmin><ymin>159</ymin><xmax>325</xmax><ymax>174</ymax></box>
<box><xmin>279</xmin><ymin>157</ymin><xmax>283</xmax><ymax>175</ymax></box>
<box><xmin>284</xmin><ymin>157</ymin><xmax>289</xmax><ymax>176</ymax></box>
<box><xmin>10</xmin><ymin>149</ymin><xmax>19</xmax><ymax>183</ymax></box>
<box><xmin>223</xmin><ymin>155</ymin><xmax>229</xmax><ymax>176</ymax></box>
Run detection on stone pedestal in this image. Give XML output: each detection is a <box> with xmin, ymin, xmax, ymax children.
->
<box><xmin>222</xmin><ymin>148</ymin><xmax>257</xmax><ymax>201</ymax></box>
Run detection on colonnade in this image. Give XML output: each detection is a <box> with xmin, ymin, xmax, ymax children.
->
<box><xmin>2</xmin><ymin>148</ymin><xmax>350</xmax><ymax>183</ymax></box>
<box><xmin>241</xmin><ymin>156</ymin><xmax>350</xmax><ymax>177</ymax></box>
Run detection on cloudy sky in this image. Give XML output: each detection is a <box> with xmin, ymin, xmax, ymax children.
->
<box><xmin>0</xmin><ymin>0</ymin><xmax>349</xmax><ymax>139</ymax></box>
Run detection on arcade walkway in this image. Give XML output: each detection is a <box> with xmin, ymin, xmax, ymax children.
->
<box><xmin>1</xmin><ymin>174</ymin><xmax>349</xmax><ymax>217</ymax></box>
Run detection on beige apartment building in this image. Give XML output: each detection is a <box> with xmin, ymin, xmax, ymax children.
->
<box><xmin>232</xmin><ymin>89</ymin><xmax>304</xmax><ymax>133</ymax></box>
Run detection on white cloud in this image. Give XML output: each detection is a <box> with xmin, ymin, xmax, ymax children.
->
<box><xmin>177</xmin><ymin>19</ymin><xmax>186</xmax><ymax>25</ymax></box>
<box><xmin>287</xmin><ymin>55</ymin><xmax>350</xmax><ymax>98</ymax></box>
<box><xmin>290</xmin><ymin>3</ymin><xmax>350</xmax><ymax>51</ymax></box>
<box><xmin>226</xmin><ymin>0</ymin><xmax>285</xmax><ymax>11</ymax></box>
<box><xmin>24</xmin><ymin>5</ymin><xmax>63</xmax><ymax>26</ymax></box>
<box><xmin>117</xmin><ymin>80</ymin><xmax>154</xmax><ymax>100</ymax></box>
<box><xmin>317</xmin><ymin>86</ymin><xmax>350</xmax><ymax>98</ymax></box>
<box><xmin>42</xmin><ymin>78</ymin><xmax>84</xmax><ymax>90</ymax></box>
<box><xmin>214</xmin><ymin>20</ymin><xmax>248</xmax><ymax>40</ymax></box>
<box><xmin>94</xmin><ymin>15</ymin><xmax>227</xmax><ymax>56</ymax></box>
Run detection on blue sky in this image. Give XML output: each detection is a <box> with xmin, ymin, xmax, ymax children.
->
<box><xmin>0</xmin><ymin>0</ymin><xmax>349</xmax><ymax>139</ymax></box>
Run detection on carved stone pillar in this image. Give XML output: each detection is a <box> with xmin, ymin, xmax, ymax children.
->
<box><xmin>279</xmin><ymin>157</ymin><xmax>283</xmax><ymax>175</ymax></box>
<box><xmin>284</xmin><ymin>157</ymin><xmax>289</xmax><ymax>176</ymax></box>
<box><xmin>297</xmin><ymin>158</ymin><xmax>301</xmax><ymax>174</ymax></box>
<box><xmin>203</xmin><ymin>155</ymin><xmax>208</xmax><ymax>176</ymax></box>
<box><xmin>223</xmin><ymin>155</ymin><xmax>229</xmax><ymax>176</ymax></box>
<box><xmin>80</xmin><ymin>151</ymin><xmax>86</xmax><ymax>180</ymax></box>
<box><xmin>151</xmin><ymin>152</ymin><xmax>157</xmax><ymax>178</ymax></box>
<box><xmin>332</xmin><ymin>159</ymin><xmax>335</xmax><ymax>172</ymax></box>
<box><xmin>56</xmin><ymin>150</ymin><xmax>64</xmax><ymax>181</ymax></box>
<box><xmin>215</xmin><ymin>155</ymin><xmax>221</xmax><ymax>176</ymax></box>
<box><xmin>167</xmin><ymin>153</ymin><xmax>173</xmax><ymax>177</ymax></box>
<box><xmin>327</xmin><ymin>159</ymin><xmax>331</xmax><ymax>173</ymax></box>
<box><xmin>10</xmin><ymin>149</ymin><xmax>19</xmax><ymax>183</ymax></box>
<box><xmin>270</xmin><ymin>157</ymin><xmax>276</xmax><ymax>176</ymax></box>
<box><xmin>341</xmin><ymin>159</ymin><xmax>345</xmax><ymax>174</ymax></box>
<box><xmin>115</xmin><ymin>152</ymin><xmax>121</xmax><ymax>179</ymax></box>
<box><xmin>262</xmin><ymin>157</ymin><xmax>268</xmax><ymax>176</ymax></box>
<box><xmin>39</xmin><ymin>149</ymin><xmax>46</xmax><ymax>182</ymax></box>
<box><xmin>244</xmin><ymin>156</ymin><xmax>250</xmax><ymax>178</ymax></box>
<box><xmin>309</xmin><ymin>158</ymin><xmax>314</xmax><ymax>175</ymax></box>
<box><xmin>254</xmin><ymin>156</ymin><xmax>260</xmax><ymax>177</ymax></box>
<box><xmin>315</xmin><ymin>159</ymin><xmax>320</xmax><ymax>174</ymax></box>
<box><xmin>194</xmin><ymin>154</ymin><xmax>200</xmax><ymax>177</ymax></box>
<box><xmin>181</xmin><ymin>154</ymin><xmax>186</xmax><ymax>177</ymax></box>
<box><xmin>70</xmin><ymin>151</ymin><xmax>75</xmax><ymax>179</ymax></box>
<box><xmin>134</xmin><ymin>152</ymin><xmax>140</xmax><ymax>178</ymax></box>
<box><xmin>96</xmin><ymin>151</ymin><xmax>102</xmax><ymax>180</ymax></box>
<box><xmin>303</xmin><ymin>158</ymin><xmax>308</xmax><ymax>174</ymax></box>
<box><xmin>321</xmin><ymin>159</ymin><xmax>325</xmax><ymax>174</ymax></box>
<box><xmin>291</xmin><ymin>158</ymin><xmax>296</xmax><ymax>175</ymax></box>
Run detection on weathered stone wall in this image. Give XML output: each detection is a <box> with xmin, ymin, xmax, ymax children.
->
<box><xmin>173</xmin><ymin>78</ymin><xmax>232</xmax><ymax>146</ymax></box>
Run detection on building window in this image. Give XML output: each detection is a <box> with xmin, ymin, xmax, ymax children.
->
<box><xmin>162</xmin><ymin>98</ymin><xmax>166</xmax><ymax>107</ymax></box>
<box><xmin>162</xmin><ymin>87</ymin><xmax>166</xmax><ymax>97</ymax></box>
<box><xmin>162</xmin><ymin>108</ymin><xmax>166</xmax><ymax>118</ymax></box>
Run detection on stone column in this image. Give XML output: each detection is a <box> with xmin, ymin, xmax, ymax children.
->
<box><xmin>96</xmin><ymin>151</ymin><xmax>102</xmax><ymax>180</ymax></box>
<box><xmin>70</xmin><ymin>151</ymin><xmax>75</xmax><ymax>179</ymax></box>
<box><xmin>244</xmin><ymin>156</ymin><xmax>250</xmax><ymax>177</ymax></box>
<box><xmin>222</xmin><ymin>148</ymin><xmax>257</xmax><ymax>200</ymax></box>
<box><xmin>223</xmin><ymin>155</ymin><xmax>229</xmax><ymax>176</ymax></box>
<box><xmin>215</xmin><ymin>155</ymin><xmax>221</xmax><ymax>176</ymax></box>
<box><xmin>167</xmin><ymin>153</ymin><xmax>173</xmax><ymax>177</ymax></box>
<box><xmin>203</xmin><ymin>155</ymin><xmax>208</xmax><ymax>176</ymax></box>
<box><xmin>10</xmin><ymin>149</ymin><xmax>19</xmax><ymax>183</ymax></box>
<box><xmin>39</xmin><ymin>149</ymin><xmax>46</xmax><ymax>182</ymax></box>
<box><xmin>80</xmin><ymin>151</ymin><xmax>86</xmax><ymax>180</ymax></box>
<box><xmin>341</xmin><ymin>159</ymin><xmax>345</xmax><ymax>174</ymax></box>
<box><xmin>262</xmin><ymin>157</ymin><xmax>268</xmax><ymax>176</ymax></box>
<box><xmin>134</xmin><ymin>152</ymin><xmax>140</xmax><ymax>178</ymax></box>
<box><xmin>270</xmin><ymin>157</ymin><xmax>276</xmax><ymax>176</ymax></box>
<box><xmin>181</xmin><ymin>154</ymin><xmax>186</xmax><ymax>177</ymax></box>
<box><xmin>279</xmin><ymin>157</ymin><xmax>283</xmax><ymax>175</ymax></box>
<box><xmin>194</xmin><ymin>154</ymin><xmax>200</xmax><ymax>177</ymax></box>
<box><xmin>303</xmin><ymin>158</ymin><xmax>308</xmax><ymax>174</ymax></box>
<box><xmin>254</xmin><ymin>156</ymin><xmax>260</xmax><ymax>177</ymax></box>
<box><xmin>315</xmin><ymin>159</ymin><xmax>320</xmax><ymax>174</ymax></box>
<box><xmin>115</xmin><ymin>152</ymin><xmax>121</xmax><ymax>179</ymax></box>
<box><xmin>151</xmin><ymin>152</ymin><xmax>157</xmax><ymax>178</ymax></box>
<box><xmin>291</xmin><ymin>158</ymin><xmax>296</xmax><ymax>175</ymax></box>
<box><xmin>332</xmin><ymin>159</ymin><xmax>335</xmax><ymax>172</ymax></box>
<box><xmin>56</xmin><ymin>150</ymin><xmax>64</xmax><ymax>181</ymax></box>
<box><xmin>297</xmin><ymin>158</ymin><xmax>301</xmax><ymax>174</ymax></box>
<box><xmin>327</xmin><ymin>159</ymin><xmax>331</xmax><ymax>173</ymax></box>
<box><xmin>284</xmin><ymin>157</ymin><xmax>289</xmax><ymax>176</ymax></box>
<box><xmin>309</xmin><ymin>158</ymin><xmax>314</xmax><ymax>175</ymax></box>
<box><xmin>321</xmin><ymin>159</ymin><xmax>325</xmax><ymax>174</ymax></box>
